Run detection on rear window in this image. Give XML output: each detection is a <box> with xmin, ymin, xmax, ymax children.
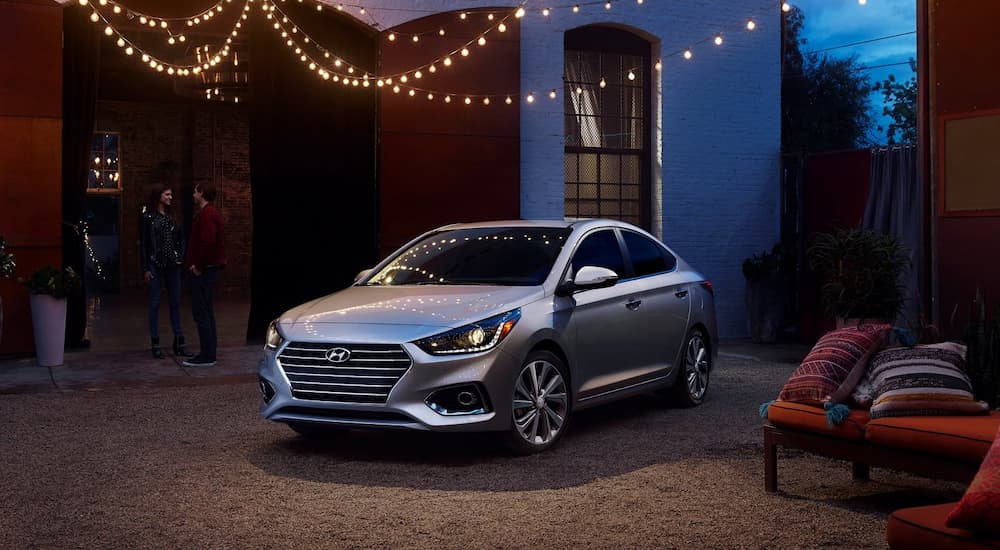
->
<box><xmin>622</xmin><ymin>231</ymin><xmax>676</xmax><ymax>277</ymax></box>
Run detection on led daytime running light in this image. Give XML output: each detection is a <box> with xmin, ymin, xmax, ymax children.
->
<box><xmin>416</xmin><ymin>309</ymin><xmax>520</xmax><ymax>355</ymax></box>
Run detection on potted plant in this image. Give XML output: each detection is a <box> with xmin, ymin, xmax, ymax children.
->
<box><xmin>742</xmin><ymin>244</ymin><xmax>784</xmax><ymax>343</ymax></box>
<box><xmin>20</xmin><ymin>265</ymin><xmax>81</xmax><ymax>366</ymax></box>
<box><xmin>807</xmin><ymin>227</ymin><xmax>910</xmax><ymax>326</ymax></box>
<box><xmin>0</xmin><ymin>237</ymin><xmax>15</xmax><ymax>344</ymax></box>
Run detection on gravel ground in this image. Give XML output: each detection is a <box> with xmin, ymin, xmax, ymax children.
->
<box><xmin>0</xmin><ymin>356</ymin><xmax>965</xmax><ymax>549</ymax></box>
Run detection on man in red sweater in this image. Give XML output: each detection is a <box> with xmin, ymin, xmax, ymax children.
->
<box><xmin>183</xmin><ymin>181</ymin><xmax>226</xmax><ymax>367</ymax></box>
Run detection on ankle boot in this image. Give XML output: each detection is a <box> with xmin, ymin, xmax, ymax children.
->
<box><xmin>173</xmin><ymin>335</ymin><xmax>194</xmax><ymax>357</ymax></box>
<box><xmin>151</xmin><ymin>337</ymin><xmax>165</xmax><ymax>359</ymax></box>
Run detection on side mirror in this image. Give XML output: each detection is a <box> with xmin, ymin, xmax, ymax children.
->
<box><xmin>354</xmin><ymin>268</ymin><xmax>373</xmax><ymax>283</ymax></box>
<box><xmin>556</xmin><ymin>266</ymin><xmax>619</xmax><ymax>296</ymax></box>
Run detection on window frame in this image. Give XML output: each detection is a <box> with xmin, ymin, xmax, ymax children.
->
<box><xmin>87</xmin><ymin>131</ymin><xmax>122</xmax><ymax>195</ymax></box>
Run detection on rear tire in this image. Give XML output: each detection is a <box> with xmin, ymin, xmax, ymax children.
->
<box><xmin>670</xmin><ymin>328</ymin><xmax>711</xmax><ymax>407</ymax></box>
<box><xmin>503</xmin><ymin>350</ymin><xmax>571</xmax><ymax>455</ymax></box>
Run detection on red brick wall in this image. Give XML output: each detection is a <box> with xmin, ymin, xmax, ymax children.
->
<box><xmin>95</xmin><ymin>101</ymin><xmax>252</xmax><ymax>294</ymax></box>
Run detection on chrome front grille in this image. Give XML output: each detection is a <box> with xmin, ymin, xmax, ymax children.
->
<box><xmin>277</xmin><ymin>342</ymin><xmax>412</xmax><ymax>404</ymax></box>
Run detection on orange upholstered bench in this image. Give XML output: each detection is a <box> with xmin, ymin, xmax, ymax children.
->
<box><xmin>887</xmin><ymin>503</ymin><xmax>1000</xmax><ymax>549</ymax></box>
<box><xmin>763</xmin><ymin>402</ymin><xmax>1000</xmax><ymax>493</ymax></box>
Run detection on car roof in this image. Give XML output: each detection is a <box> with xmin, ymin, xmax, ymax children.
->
<box><xmin>437</xmin><ymin>218</ymin><xmax>640</xmax><ymax>232</ymax></box>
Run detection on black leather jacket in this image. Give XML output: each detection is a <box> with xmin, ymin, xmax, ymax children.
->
<box><xmin>139</xmin><ymin>210</ymin><xmax>184</xmax><ymax>273</ymax></box>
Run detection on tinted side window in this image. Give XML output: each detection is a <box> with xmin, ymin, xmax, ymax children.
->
<box><xmin>623</xmin><ymin>231</ymin><xmax>676</xmax><ymax>277</ymax></box>
<box><xmin>571</xmin><ymin>230</ymin><xmax>626</xmax><ymax>277</ymax></box>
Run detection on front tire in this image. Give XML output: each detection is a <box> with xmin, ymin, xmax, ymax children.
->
<box><xmin>670</xmin><ymin>328</ymin><xmax>711</xmax><ymax>407</ymax></box>
<box><xmin>503</xmin><ymin>350</ymin><xmax>571</xmax><ymax>455</ymax></box>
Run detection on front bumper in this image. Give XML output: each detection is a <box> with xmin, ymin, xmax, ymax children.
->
<box><xmin>258</xmin><ymin>342</ymin><xmax>520</xmax><ymax>432</ymax></box>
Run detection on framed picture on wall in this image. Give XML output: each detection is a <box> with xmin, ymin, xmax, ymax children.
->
<box><xmin>938</xmin><ymin>109</ymin><xmax>1000</xmax><ymax>216</ymax></box>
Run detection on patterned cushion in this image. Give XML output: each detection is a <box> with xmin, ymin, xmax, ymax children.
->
<box><xmin>778</xmin><ymin>324</ymin><xmax>890</xmax><ymax>406</ymax></box>
<box><xmin>946</xmin><ymin>425</ymin><xmax>1000</xmax><ymax>536</ymax></box>
<box><xmin>869</xmin><ymin>342</ymin><xmax>990</xmax><ymax>419</ymax></box>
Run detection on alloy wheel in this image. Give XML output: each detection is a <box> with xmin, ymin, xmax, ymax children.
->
<box><xmin>512</xmin><ymin>359</ymin><xmax>568</xmax><ymax>446</ymax></box>
<box><xmin>685</xmin><ymin>333</ymin><xmax>710</xmax><ymax>401</ymax></box>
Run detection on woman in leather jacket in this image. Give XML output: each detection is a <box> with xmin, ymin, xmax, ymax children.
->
<box><xmin>140</xmin><ymin>184</ymin><xmax>192</xmax><ymax>359</ymax></box>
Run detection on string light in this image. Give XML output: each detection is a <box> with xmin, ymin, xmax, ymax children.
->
<box><xmin>714</xmin><ymin>34</ymin><xmax>723</xmax><ymax>46</ymax></box>
<box><xmin>782</xmin><ymin>2</ymin><xmax>791</xmax><ymax>12</ymax></box>
<box><xmin>746</xmin><ymin>18</ymin><xmax>756</xmax><ymax>31</ymax></box>
<box><xmin>683</xmin><ymin>48</ymin><xmax>692</xmax><ymax>60</ymax></box>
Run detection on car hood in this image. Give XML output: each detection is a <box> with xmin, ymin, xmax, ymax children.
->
<box><xmin>279</xmin><ymin>285</ymin><xmax>544</xmax><ymax>341</ymax></box>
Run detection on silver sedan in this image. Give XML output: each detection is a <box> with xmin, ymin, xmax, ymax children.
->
<box><xmin>258</xmin><ymin>219</ymin><xmax>717</xmax><ymax>453</ymax></box>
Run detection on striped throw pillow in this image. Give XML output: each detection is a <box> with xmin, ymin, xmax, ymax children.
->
<box><xmin>778</xmin><ymin>324</ymin><xmax>890</xmax><ymax>406</ymax></box>
<box><xmin>869</xmin><ymin>342</ymin><xmax>990</xmax><ymax>419</ymax></box>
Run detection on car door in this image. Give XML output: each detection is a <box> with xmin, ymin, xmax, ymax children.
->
<box><xmin>620</xmin><ymin>230</ymin><xmax>691</xmax><ymax>376</ymax></box>
<box><xmin>560</xmin><ymin>229</ymin><xmax>650</xmax><ymax>400</ymax></box>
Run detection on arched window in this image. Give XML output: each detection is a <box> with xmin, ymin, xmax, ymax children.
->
<box><xmin>564</xmin><ymin>26</ymin><xmax>652</xmax><ymax>228</ymax></box>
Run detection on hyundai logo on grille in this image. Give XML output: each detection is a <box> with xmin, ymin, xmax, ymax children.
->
<box><xmin>325</xmin><ymin>347</ymin><xmax>351</xmax><ymax>363</ymax></box>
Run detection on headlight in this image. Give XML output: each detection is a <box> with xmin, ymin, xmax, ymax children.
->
<box><xmin>265</xmin><ymin>320</ymin><xmax>285</xmax><ymax>349</ymax></box>
<box><xmin>414</xmin><ymin>309</ymin><xmax>521</xmax><ymax>355</ymax></box>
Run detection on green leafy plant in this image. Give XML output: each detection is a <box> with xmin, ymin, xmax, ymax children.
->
<box><xmin>0</xmin><ymin>237</ymin><xmax>15</xmax><ymax>279</ymax></box>
<box><xmin>807</xmin><ymin>227</ymin><xmax>910</xmax><ymax>320</ymax></box>
<box><xmin>964</xmin><ymin>290</ymin><xmax>1000</xmax><ymax>409</ymax></box>
<box><xmin>20</xmin><ymin>265</ymin><xmax>82</xmax><ymax>299</ymax></box>
<box><xmin>742</xmin><ymin>244</ymin><xmax>784</xmax><ymax>282</ymax></box>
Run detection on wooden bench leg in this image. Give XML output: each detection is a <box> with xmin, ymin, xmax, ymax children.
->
<box><xmin>852</xmin><ymin>462</ymin><xmax>870</xmax><ymax>482</ymax></box>
<box><xmin>764</xmin><ymin>428</ymin><xmax>778</xmax><ymax>492</ymax></box>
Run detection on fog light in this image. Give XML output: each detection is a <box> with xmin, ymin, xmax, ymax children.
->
<box><xmin>259</xmin><ymin>376</ymin><xmax>276</xmax><ymax>404</ymax></box>
<box><xmin>426</xmin><ymin>384</ymin><xmax>491</xmax><ymax>416</ymax></box>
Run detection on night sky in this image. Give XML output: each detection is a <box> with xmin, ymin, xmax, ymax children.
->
<box><xmin>791</xmin><ymin>0</ymin><xmax>917</xmax><ymax>144</ymax></box>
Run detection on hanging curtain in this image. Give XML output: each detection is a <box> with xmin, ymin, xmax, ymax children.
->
<box><xmin>862</xmin><ymin>145</ymin><xmax>923</xmax><ymax>328</ymax></box>
<box><xmin>565</xmin><ymin>53</ymin><xmax>602</xmax><ymax>148</ymax></box>
<box><xmin>62</xmin><ymin>6</ymin><xmax>101</xmax><ymax>348</ymax></box>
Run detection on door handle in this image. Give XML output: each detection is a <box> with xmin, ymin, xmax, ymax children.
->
<box><xmin>625</xmin><ymin>298</ymin><xmax>642</xmax><ymax>311</ymax></box>
<box><xmin>674</xmin><ymin>289</ymin><xmax>689</xmax><ymax>299</ymax></box>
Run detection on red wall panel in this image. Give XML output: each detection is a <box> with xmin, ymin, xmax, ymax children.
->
<box><xmin>378</xmin><ymin>8</ymin><xmax>520</xmax><ymax>257</ymax></box>
<box><xmin>932</xmin><ymin>2</ymin><xmax>1000</xmax><ymax>333</ymax></box>
<box><xmin>0</xmin><ymin>0</ymin><xmax>62</xmax><ymax>355</ymax></box>
<box><xmin>799</xmin><ymin>149</ymin><xmax>872</xmax><ymax>343</ymax></box>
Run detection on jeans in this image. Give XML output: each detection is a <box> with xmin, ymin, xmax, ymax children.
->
<box><xmin>190</xmin><ymin>267</ymin><xmax>219</xmax><ymax>361</ymax></box>
<box><xmin>148</xmin><ymin>265</ymin><xmax>183</xmax><ymax>342</ymax></box>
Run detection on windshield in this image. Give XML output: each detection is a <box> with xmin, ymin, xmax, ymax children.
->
<box><xmin>365</xmin><ymin>227</ymin><xmax>572</xmax><ymax>286</ymax></box>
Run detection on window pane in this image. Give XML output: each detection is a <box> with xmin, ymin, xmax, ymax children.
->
<box><xmin>579</xmin><ymin>154</ymin><xmax>598</xmax><ymax>183</ymax></box>
<box><xmin>600</xmin><ymin>154</ymin><xmax>620</xmax><ymax>183</ymax></box>
<box><xmin>571</xmin><ymin>230</ymin><xmax>625</xmax><ymax>277</ymax></box>
<box><xmin>623</xmin><ymin>231</ymin><xmax>668</xmax><ymax>276</ymax></box>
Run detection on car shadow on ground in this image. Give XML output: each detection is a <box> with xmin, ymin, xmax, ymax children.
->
<box><xmin>247</xmin><ymin>393</ymin><xmax>729</xmax><ymax>492</ymax></box>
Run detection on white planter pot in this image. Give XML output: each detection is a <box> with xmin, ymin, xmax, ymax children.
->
<box><xmin>29</xmin><ymin>293</ymin><xmax>67</xmax><ymax>367</ymax></box>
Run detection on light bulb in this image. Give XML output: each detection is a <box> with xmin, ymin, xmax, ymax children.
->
<box><xmin>478</xmin><ymin>37</ymin><xmax>486</xmax><ymax>46</ymax></box>
<box><xmin>89</xmin><ymin>12</ymin><xmax>99</xmax><ymax>22</ymax></box>
<box><xmin>179</xmin><ymin>35</ymin><xmax>186</xmax><ymax>42</ymax></box>
<box><xmin>400</xmin><ymin>75</ymin><xmax>408</xmax><ymax>83</ymax></box>
<box><xmin>573</xmin><ymin>5</ymin><xmax>580</xmax><ymax>13</ymax></box>
<box><xmin>439</xmin><ymin>29</ymin><xmax>445</xmax><ymax>36</ymax></box>
<box><xmin>483</xmin><ymin>97</ymin><xmax>490</xmax><ymax>105</ymax></box>
<box><xmin>542</xmin><ymin>8</ymin><xmax>550</xmax><ymax>16</ymax></box>
<box><xmin>683</xmin><ymin>49</ymin><xmax>692</xmax><ymax>60</ymax></box>
<box><xmin>505</xmin><ymin>96</ymin><xmax>512</xmax><ymax>104</ymax></box>
<box><xmin>113</xmin><ymin>5</ymin><xmax>121</xmax><ymax>13</ymax></box>
<box><xmin>488</xmin><ymin>13</ymin><xmax>494</xmax><ymax>20</ymax></box>
<box><xmin>168</xmin><ymin>37</ymin><xmax>175</xmax><ymax>44</ymax></box>
<box><xmin>427</xmin><ymin>93</ymin><xmax>434</xmax><ymax>100</ymax></box>
<box><xmin>459</xmin><ymin>12</ymin><xmax>467</xmax><ymax>20</ymax></box>
<box><xmin>388</xmin><ymin>33</ymin><xmax>395</xmax><ymax>41</ymax></box>
<box><xmin>515</xmin><ymin>7</ymin><xmax>525</xmax><ymax>18</ymax></box>
<box><xmin>599</xmin><ymin>77</ymin><xmax>606</xmax><ymax>88</ymax></box>
<box><xmin>858</xmin><ymin>0</ymin><xmax>867</xmax><ymax>4</ymax></box>
<box><xmin>714</xmin><ymin>34</ymin><xmax>723</xmax><ymax>46</ymax></box>
<box><xmin>498</xmin><ymin>23</ymin><xmax>507</xmax><ymax>32</ymax></box>
<box><xmin>414</xmin><ymin>71</ymin><xmax>422</xmax><ymax>78</ymax></box>
<box><xmin>526</xmin><ymin>93</ymin><xmax>535</xmax><ymax>103</ymax></box>
<box><xmin>104</xmin><ymin>26</ymin><xmax>113</xmax><ymax>36</ymax></box>
<box><xmin>78</xmin><ymin>0</ymin><xmax>87</xmax><ymax>5</ymax></box>
<box><xmin>627</xmin><ymin>70</ymin><xmax>635</xmax><ymax>81</ymax></box>
<box><xmin>782</xmin><ymin>2</ymin><xmax>791</xmax><ymax>12</ymax></box>
<box><xmin>445</xmin><ymin>96</ymin><xmax>452</xmax><ymax>103</ymax></box>
<box><xmin>464</xmin><ymin>97</ymin><xmax>472</xmax><ymax>105</ymax></box>
<box><xmin>376</xmin><ymin>79</ymin><xmax>384</xmax><ymax>87</ymax></box>
<box><xmin>460</xmin><ymin>48</ymin><xmax>469</xmax><ymax>56</ymax></box>
<box><xmin>655</xmin><ymin>60</ymin><xmax>662</xmax><ymax>71</ymax></box>
<box><xmin>412</xmin><ymin>35</ymin><xmax>419</xmax><ymax>43</ymax></box>
<box><xmin>116</xmin><ymin>38</ymin><xmax>125</xmax><ymax>47</ymax></box>
<box><xmin>443</xmin><ymin>57</ymin><xmax>452</xmax><ymax>66</ymax></box>
<box><xmin>746</xmin><ymin>19</ymin><xmax>756</xmax><ymax>30</ymax></box>
<box><xmin>393</xmin><ymin>85</ymin><xmax>400</xmax><ymax>93</ymax></box>
<box><xmin>161</xmin><ymin>21</ymin><xmax>168</xmax><ymax>28</ymax></box>
<box><xmin>359</xmin><ymin>7</ymin><xmax>365</xmax><ymax>14</ymax></box>
<box><xmin>549</xmin><ymin>89</ymin><xmax>557</xmax><ymax>99</ymax></box>
<box><xmin>409</xmin><ymin>89</ymin><xmax>415</xmax><ymax>96</ymax></box>
<box><xmin>428</xmin><ymin>64</ymin><xmax>437</xmax><ymax>73</ymax></box>
<box><xmin>125</xmin><ymin>46</ymin><xmax>134</xmax><ymax>55</ymax></box>
<box><xmin>605</xmin><ymin>2</ymin><xmax>612</xmax><ymax>10</ymax></box>
<box><xmin>139</xmin><ymin>16</ymin><xmax>148</xmax><ymax>24</ymax></box>
<box><xmin>576</xmin><ymin>86</ymin><xmax>582</xmax><ymax>94</ymax></box>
